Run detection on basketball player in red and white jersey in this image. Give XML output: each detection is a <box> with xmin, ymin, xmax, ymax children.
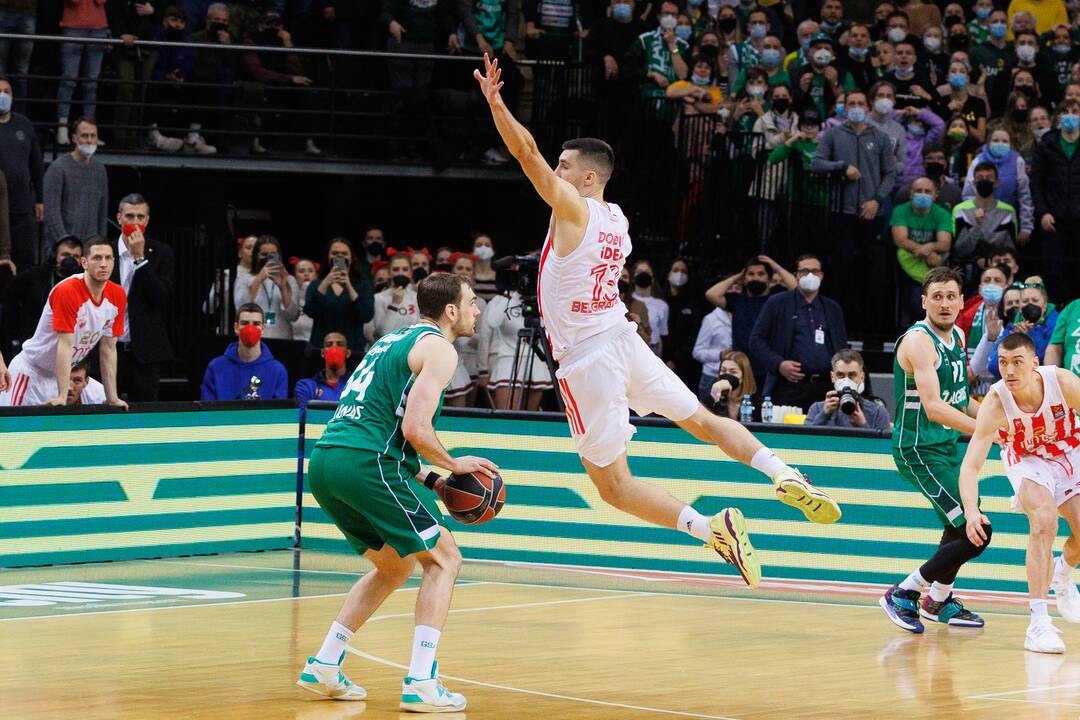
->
<box><xmin>960</xmin><ymin>332</ymin><xmax>1080</xmax><ymax>653</ymax></box>
<box><xmin>476</xmin><ymin>55</ymin><xmax>840</xmax><ymax>587</ymax></box>
<box><xmin>0</xmin><ymin>237</ymin><xmax>127</xmax><ymax>408</ymax></box>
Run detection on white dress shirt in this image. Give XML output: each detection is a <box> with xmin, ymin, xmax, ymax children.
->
<box><xmin>692</xmin><ymin>308</ymin><xmax>733</xmax><ymax>377</ymax></box>
<box><xmin>116</xmin><ymin>235</ymin><xmax>141</xmax><ymax>343</ymax></box>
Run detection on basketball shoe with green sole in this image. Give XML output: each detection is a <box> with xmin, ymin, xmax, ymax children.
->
<box><xmin>709</xmin><ymin>508</ymin><xmax>762</xmax><ymax>588</ymax></box>
<box><xmin>773</xmin><ymin>467</ymin><xmax>842</xmax><ymax>524</ymax></box>
<box><xmin>296</xmin><ymin>655</ymin><xmax>367</xmax><ymax>700</ymax></box>
<box><xmin>400</xmin><ymin>662</ymin><xmax>467</xmax><ymax>713</ymax></box>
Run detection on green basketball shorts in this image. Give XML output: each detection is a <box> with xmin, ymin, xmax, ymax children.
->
<box><xmin>309</xmin><ymin>445</ymin><xmax>444</xmax><ymax>557</ymax></box>
<box><xmin>892</xmin><ymin>442</ymin><xmax>967</xmax><ymax>528</ymax></box>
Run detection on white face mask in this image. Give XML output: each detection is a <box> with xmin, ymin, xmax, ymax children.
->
<box><xmin>874</xmin><ymin>97</ymin><xmax>894</xmax><ymax>114</ymax></box>
<box><xmin>798</xmin><ymin>273</ymin><xmax>821</xmax><ymax>293</ymax></box>
<box><xmin>834</xmin><ymin>377</ymin><xmax>865</xmax><ymax>394</ymax></box>
<box><xmin>474</xmin><ymin>245</ymin><xmax>494</xmax><ymax>261</ymax></box>
<box><xmin>76</xmin><ymin>143</ymin><xmax>97</xmax><ymax>158</ymax></box>
<box><xmin>668</xmin><ymin>271</ymin><xmax>688</xmax><ymax>287</ymax></box>
<box><xmin>887</xmin><ymin>27</ymin><xmax>906</xmax><ymax>43</ymax></box>
<box><xmin>659</xmin><ymin>14</ymin><xmax>678</xmax><ymax>30</ymax></box>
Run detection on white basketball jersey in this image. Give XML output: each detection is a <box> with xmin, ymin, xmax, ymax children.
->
<box><xmin>537</xmin><ymin>198</ymin><xmax>632</xmax><ymax>362</ymax></box>
<box><xmin>992</xmin><ymin>366</ymin><xmax>1080</xmax><ymax>465</ymax></box>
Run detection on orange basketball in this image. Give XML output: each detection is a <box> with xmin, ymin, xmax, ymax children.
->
<box><xmin>441</xmin><ymin>471</ymin><xmax>506</xmax><ymax>524</ymax></box>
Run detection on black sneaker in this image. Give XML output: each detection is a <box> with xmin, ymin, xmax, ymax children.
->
<box><xmin>879</xmin><ymin>584</ymin><xmax>925</xmax><ymax>633</ymax></box>
<box><xmin>920</xmin><ymin>594</ymin><xmax>984</xmax><ymax>627</ymax></box>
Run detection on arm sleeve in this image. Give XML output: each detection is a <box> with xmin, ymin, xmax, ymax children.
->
<box><xmin>867</xmin><ymin>401</ymin><xmax>891</xmax><ymax>430</ymax></box>
<box><xmin>1051</xmin><ymin>305</ymin><xmax>1072</xmax><ymax>344</ymax></box>
<box><xmin>134</xmin><ymin>243</ymin><xmax>176</xmax><ymax>308</ymax></box>
<box><xmin>280</xmin><ymin>276</ymin><xmax>301</xmax><ymax>321</ymax></box>
<box><xmin>234</xmin><ymin>270</ymin><xmax>256</xmax><ymax>311</ymax></box>
<box><xmin>29</xmin><ymin>127</ymin><xmax>43</xmax><ymax>204</ymax></box>
<box><xmin>271</xmin><ymin>362</ymin><xmax>289</xmax><ymax>399</ymax></box>
<box><xmin>1030</xmin><ymin>141</ymin><xmax>1048</xmax><ymax>219</ymax></box>
<box><xmin>920</xmin><ymin>107</ymin><xmax>945</xmax><ymax>146</ymax></box>
<box><xmin>875</xmin><ymin>135</ymin><xmax>897</xmax><ymax>201</ymax></box>
<box><xmin>691</xmin><ymin>314</ymin><xmax>720</xmax><ymax>365</ymax></box>
<box><xmin>805</xmin><ymin>401</ymin><xmax>831</xmax><ymax>425</ymax></box>
<box><xmin>810</xmin><ymin>130</ymin><xmax>845</xmax><ymax>174</ymax></box>
<box><xmin>293</xmin><ymin>378</ymin><xmax>312</xmax><ymax>405</ymax></box>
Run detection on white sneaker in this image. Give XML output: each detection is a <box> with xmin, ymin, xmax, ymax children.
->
<box><xmin>56</xmin><ymin>125</ymin><xmax>69</xmax><ymax>146</ymax></box>
<box><xmin>296</xmin><ymin>656</ymin><xmax>367</xmax><ymax>700</ymax></box>
<box><xmin>1025</xmin><ymin>616</ymin><xmax>1066</xmax><ymax>654</ymax></box>
<box><xmin>305</xmin><ymin>138</ymin><xmax>323</xmax><ymax>156</ymax></box>
<box><xmin>149</xmin><ymin>129</ymin><xmax>183</xmax><ymax>152</ymax></box>
<box><xmin>1052</xmin><ymin>574</ymin><xmax>1080</xmax><ymax>623</ymax></box>
<box><xmin>400</xmin><ymin>661</ymin><xmax>466</xmax><ymax>712</ymax></box>
<box><xmin>250</xmin><ymin>137</ymin><xmax>268</xmax><ymax>155</ymax></box>
<box><xmin>481</xmin><ymin>147</ymin><xmax>509</xmax><ymax>165</ymax></box>
<box><xmin>188</xmin><ymin>136</ymin><xmax>217</xmax><ymax>155</ymax></box>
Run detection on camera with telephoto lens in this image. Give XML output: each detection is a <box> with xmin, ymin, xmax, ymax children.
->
<box><xmin>835</xmin><ymin>378</ymin><xmax>860</xmax><ymax>415</ymax></box>
<box><xmin>493</xmin><ymin>255</ymin><xmax>541</xmax><ymax>326</ymax></box>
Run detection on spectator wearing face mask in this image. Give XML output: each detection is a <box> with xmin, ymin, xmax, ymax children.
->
<box><xmin>1</xmin><ymin>237</ymin><xmax>82</xmax><ymax>357</ymax></box>
<box><xmin>884</xmin><ymin>39</ymin><xmax>934</xmax><ymax>109</ymax></box>
<box><xmin>235</xmin><ymin>235</ymin><xmax>300</xmax><ymax>341</ymax></box>
<box><xmin>951</xmin><ymin>163</ymin><xmax>1019</xmax><ymax>283</ymax></box>
<box><xmin>971</xmin><ymin>10</ymin><xmax>1013</xmax><ymax>88</ymax></box>
<box><xmin>894</xmin><ymin>104</ymin><xmax>945</xmax><ymax>186</ymax></box>
<box><xmin>365</xmin><ymin>252</ymin><xmax>418</xmax><ymax>344</ymax></box>
<box><xmin>987</xmin><ymin>91</ymin><xmax>1033</xmax><ymax>157</ymax></box>
<box><xmin>728</xmin><ymin>8</ymin><xmax>770</xmax><ymax>80</ymax></box>
<box><xmin>625</xmin><ymin>0</ymin><xmax>690</xmax><ymax>104</ymax></box>
<box><xmin>806</xmin><ymin>349</ymin><xmax>890</xmax><ymax>429</ymax></box>
<box><xmin>705</xmin><ymin>255</ymin><xmax>796</xmax><ymax>370</ymax></box>
<box><xmin>985</xmin><ymin>279</ymin><xmax>1058</xmax><ymax>378</ymax></box>
<box><xmin>989</xmin><ymin>31</ymin><xmax>1056</xmax><ymax>112</ymax></box>
<box><xmin>1006</xmin><ymin>0</ymin><xmax>1069</xmax><ymax>35</ymax></box>
<box><xmin>894</xmin><ymin>145</ymin><xmax>963</xmax><ymax>209</ymax></box>
<box><xmin>768</xmin><ymin>107</ymin><xmax>828</xmax><ymax>210</ymax></box>
<box><xmin>304</xmin><ymin>237</ymin><xmax>375</xmax><ymax>358</ymax></box>
<box><xmin>1042</xmin><ymin>24</ymin><xmax>1077</xmax><ymax>99</ymax></box>
<box><xmin>956</xmin><ymin>262</ymin><xmax>1013</xmax><ymax>351</ymax></box>
<box><xmin>791</xmin><ymin>33</ymin><xmax>849</xmax><ymax>120</ymax></box>
<box><xmin>370</xmin><ymin>261</ymin><xmax>390</xmax><ymax>294</ymax></box>
<box><xmin>968</xmin><ymin>282</ymin><xmax>1023</xmax><ymax>394</ymax></box>
<box><xmin>629</xmin><ymin>259</ymin><xmax>669</xmax><ymax>357</ymax></box>
<box><xmin>967</xmin><ymin>0</ymin><xmax>994</xmax><ymax>43</ymax></box>
<box><xmin>1030</xmin><ymin>96</ymin><xmax>1080</xmax><ymax>301</ymax></box>
<box><xmin>662</xmin><ymin>257</ymin><xmax>702</xmax><ymax>388</ymax></box>
<box><xmin>293</xmin><ymin>331</ymin><xmax>350</xmax><ymax>406</ymax></box>
<box><xmin>867</xmin><ymin>81</ymin><xmax>908</xmax><ymax>175</ymax></box>
<box><xmin>840</xmin><ymin>23</ymin><xmax>880</xmax><ymax>91</ymax></box>
<box><xmin>943</xmin><ymin>114</ymin><xmax>978</xmax><ymax>180</ymax></box>
<box><xmin>471</xmin><ymin>232</ymin><xmax>498</xmax><ymax>300</ymax></box>
<box><xmin>891</xmin><ymin>176</ymin><xmax>954</xmax><ymax>323</ymax></box>
<box><xmin>818</xmin><ymin>0</ymin><xmax>848</xmax><ymax>43</ymax></box>
<box><xmin>732</xmin><ymin>68</ymin><xmax>770</xmax><ymax>132</ymax></box>
<box><xmin>201</xmin><ymin>303</ymin><xmax>288</xmax><ymax>401</ymax></box>
<box><xmin>1028</xmin><ymin>104</ymin><xmax>1053</xmax><ymax>146</ymax></box>
<box><xmin>731</xmin><ymin>35</ymin><xmax>788</xmax><ymax>95</ymax></box>
<box><xmin>785</xmin><ymin>20</ymin><xmax>820</xmax><ymax>72</ymax></box>
<box><xmin>933</xmin><ymin>61</ymin><xmax>988</xmax><ymax>144</ymax></box>
<box><xmin>43</xmin><ymin>117</ymin><xmax>108</xmax><ymax>253</ymax></box>
<box><xmin>708</xmin><ymin>350</ymin><xmax>757</xmax><ymax>421</ymax></box>
<box><xmin>667</xmin><ymin>56</ymin><xmax>723</xmax><ymax>115</ymax></box>
<box><xmin>961</xmin><ymin>128</ymin><xmax>1034</xmax><ymax>243</ymax></box>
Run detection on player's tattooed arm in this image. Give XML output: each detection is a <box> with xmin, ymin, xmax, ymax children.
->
<box><xmin>958</xmin><ymin>391</ymin><xmax>1003</xmax><ymax>546</ymax></box>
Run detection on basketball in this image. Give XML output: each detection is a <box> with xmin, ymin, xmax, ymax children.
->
<box><xmin>441</xmin><ymin>471</ymin><xmax>506</xmax><ymax>525</ymax></box>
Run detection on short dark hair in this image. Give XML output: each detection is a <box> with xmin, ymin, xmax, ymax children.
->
<box><xmin>71</xmin><ymin>358</ymin><xmax>91</xmax><ymax>375</ymax></box>
<box><xmin>972</xmin><ymin>162</ymin><xmax>998</xmax><ymax>179</ymax></box>
<box><xmin>922</xmin><ymin>266</ymin><xmax>964</xmax><ymax>293</ymax></box>
<box><xmin>744</xmin><ymin>256</ymin><xmax>772</xmax><ymax>275</ymax></box>
<box><xmin>71</xmin><ymin>116</ymin><xmax>97</xmax><ymax>135</ymax></box>
<box><xmin>55</xmin><ymin>236</ymin><xmax>83</xmax><ymax>253</ymax></box>
<box><xmin>117</xmin><ymin>193</ymin><xmax>149</xmax><ymax>212</ymax></box>
<box><xmin>922</xmin><ymin>143</ymin><xmax>945</xmax><ymax>159</ymax></box>
<box><xmin>417</xmin><ymin>273</ymin><xmax>468</xmax><ymax>321</ymax></box>
<box><xmin>236</xmin><ymin>302</ymin><xmax>264</xmax><ymax>320</ymax></box>
<box><xmin>982</xmin><ymin>263</ymin><xmax>1012</xmax><ymax>283</ymax></box>
<box><xmin>1000</xmin><ymin>332</ymin><xmax>1036</xmax><ymax>354</ymax></box>
<box><xmin>84</xmin><ymin>236</ymin><xmax>112</xmax><ymax>254</ymax></box>
<box><xmin>869</xmin><ymin>80</ymin><xmax>895</xmax><ymax>100</ymax></box>
<box><xmin>831</xmin><ymin>348</ymin><xmax>865</xmax><ymax>370</ymax></box>
<box><xmin>796</xmin><ymin>253</ymin><xmax>822</xmax><ymax>266</ymax></box>
<box><xmin>562</xmin><ymin>138</ymin><xmax>615</xmax><ymax>183</ymax></box>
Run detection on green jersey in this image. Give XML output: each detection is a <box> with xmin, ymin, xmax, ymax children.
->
<box><xmin>317</xmin><ymin>324</ymin><xmax>446</xmax><ymax>476</ymax></box>
<box><xmin>1050</xmin><ymin>298</ymin><xmax>1080</xmax><ymax>376</ymax></box>
<box><xmin>892</xmin><ymin>321</ymin><xmax>970</xmax><ymax>450</ymax></box>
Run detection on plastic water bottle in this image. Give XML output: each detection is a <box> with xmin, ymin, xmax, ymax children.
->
<box><xmin>761</xmin><ymin>396</ymin><xmax>774</xmax><ymax>423</ymax></box>
<box><xmin>739</xmin><ymin>395</ymin><xmax>754</xmax><ymax>423</ymax></box>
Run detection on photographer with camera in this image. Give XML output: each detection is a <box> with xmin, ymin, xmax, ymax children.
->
<box><xmin>807</xmin><ymin>349</ymin><xmax>891</xmax><ymax>430</ymax></box>
<box><xmin>235</xmin><ymin>235</ymin><xmax>300</xmax><ymax>341</ymax></box>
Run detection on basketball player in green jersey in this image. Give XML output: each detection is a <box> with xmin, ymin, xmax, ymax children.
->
<box><xmin>880</xmin><ymin>266</ymin><xmax>990</xmax><ymax>633</ymax></box>
<box><xmin>297</xmin><ymin>273</ymin><xmax>496</xmax><ymax>712</ymax></box>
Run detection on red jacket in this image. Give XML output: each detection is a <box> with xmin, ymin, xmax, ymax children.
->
<box><xmin>956</xmin><ymin>296</ymin><xmax>983</xmax><ymax>339</ymax></box>
<box><xmin>61</xmin><ymin>0</ymin><xmax>108</xmax><ymax>30</ymax></box>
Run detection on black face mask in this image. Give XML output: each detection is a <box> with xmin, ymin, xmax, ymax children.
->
<box><xmin>366</xmin><ymin>241</ymin><xmax>385</xmax><ymax>257</ymax></box>
<box><xmin>925</xmin><ymin>161</ymin><xmax>946</xmax><ymax>180</ymax></box>
<box><xmin>618</xmin><ymin>280</ymin><xmax>631</xmax><ymax>295</ymax></box>
<box><xmin>433</xmin><ymin>262</ymin><xmax>453</xmax><ymax>273</ymax></box>
<box><xmin>745</xmin><ymin>280</ymin><xmax>768</xmax><ymax>296</ymax></box>
<box><xmin>634</xmin><ymin>272</ymin><xmax>653</xmax><ymax>289</ymax></box>
<box><xmin>208</xmin><ymin>21</ymin><xmax>229</xmax><ymax>35</ymax></box>
<box><xmin>1021</xmin><ymin>303</ymin><xmax>1043</xmax><ymax>323</ymax></box>
<box><xmin>373</xmin><ymin>282</ymin><xmax>388</xmax><ymax>293</ymax></box>
<box><xmin>949</xmin><ymin>34</ymin><xmax>969</xmax><ymax>52</ymax></box>
<box><xmin>974</xmin><ymin>179</ymin><xmax>995</xmax><ymax>197</ymax></box>
<box><xmin>772</xmin><ymin>99</ymin><xmax>790</xmax><ymax>113</ymax></box>
<box><xmin>944</xmin><ymin>14</ymin><xmax>963</xmax><ymax>27</ymax></box>
<box><xmin>57</xmin><ymin>256</ymin><xmax>82</xmax><ymax>277</ymax></box>
<box><xmin>165</xmin><ymin>26</ymin><xmax>184</xmax><ymax>39</ymax></box>
<box><xmin>717</xmin><ymin>373</ymin><xmax>741</xmax><ymax>398</ymax></box>
<box><xmin>412</xmin><ymin>267</ymin><xmax>429</xmax><ymax>282</ymax></box>
<box><xmin>260</xmin><ymin>27</ymin><xmax>282</xmax><ymax>45</ymax></box>
<box><xmin>718</xmin><ymin>17</ymin><xmax>737</xmax><ymax>34</ymax></box>
<box><xmin>391</xmin><ymin>274</ymin><xmax>411</xmax><ymax>288</ymax></box>
<box><xmin>1012</xmin><ymin>107</ymin><xmax>1029</xmax><ymax>122</ymax></box>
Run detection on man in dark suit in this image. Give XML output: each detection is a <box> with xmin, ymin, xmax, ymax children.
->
<box><xmin>111</xmin><ymin>193</ymin><xmax>175</xmax><ymax>401</ymax></box>
<box><xmin>749</xmin><ymin>254</ymin><xmax>849</xmax><ymax>411</ymax></box>
<box><xmin>1</xmin><ymin>236</ymin><xmax>83</xmax><ymax>358</ymax></box>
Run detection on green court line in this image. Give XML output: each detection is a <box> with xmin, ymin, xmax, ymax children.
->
<box><xmin>0</xmin><ymin>481</ymin><xmax>127</xmax><ymax>507</ymax></box>
<box><xmin>0</xmin><ymin>537</ymin><xmax>293</xmax><ymax>568</ymax></box>
<box><xmin>0</xmin><ymin>507</ymin><xmax>296</xmax><ymax>539</ymax></box>
<box><xmin>153</xmin><ymin>474</ymin><xmax>297</xmax><ymax>499</ymax></box>
<box><xmin>20</xmin><ymin>439</ymin><xmax>298</xmax><ymax>469</ymax></box>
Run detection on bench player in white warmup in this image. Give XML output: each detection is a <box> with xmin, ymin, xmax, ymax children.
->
<box><xmin>0</xmin><ymin>237</ymin><xmax>127</xmax><ymax>408</ymax></box>
<box><xmin>475</xmin><ymin>55</ymin><xmax>841</xmax><ymax>586</ymax></box>
<box><xmin>959</xmin><ymin>333</ymin><xmax>1080</xmax><ymax>653</ymax></box>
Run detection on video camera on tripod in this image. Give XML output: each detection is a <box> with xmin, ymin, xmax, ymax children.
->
<box><xmin>492</xmin><ymin>254</ymin><xmax>541</xmax><ymax>325</ymax></box>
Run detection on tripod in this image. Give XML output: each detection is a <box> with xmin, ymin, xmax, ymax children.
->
<box><xmin>507</xmin><ymin>314</ymin><xmax>562</xmax><ymax>412</ymax></box>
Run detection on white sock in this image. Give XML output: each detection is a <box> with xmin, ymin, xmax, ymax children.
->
<box><xmin>898</xmin><ymin>570</ymin><xmax>930</xmax><ymax>593</ymax></box>
<box><xmin>928</xmin><ymin>582</ymin><xmax>953</xmax><ymax>603</ymax></box>
<box><xmin>1055</xmin><ymin>554</ymin><xmax>1075</xmax><ymax>580</ymax></box>
<box><xmin>315</xmin><ymin>621</ymin><xmax>354</xmax><ymax>665</ymax></box>
<box><xmin>751</xmin><ymin>447</ymin><xmax>788</xmax><ymax>479</ymax></box>
<box><xmin>677</xmin><ymin>505</ymin><xmax>715</xmax><ymax>542</ymax></box>
<box><xmin>1031</xmin><ymin>599</ymin><xmax>1049</xmax><ymax>618</ymax></box>
<box><xmin>408</xmin><ymin>625</ymin><xmax>441</xmax><ymax>679</ymax></box>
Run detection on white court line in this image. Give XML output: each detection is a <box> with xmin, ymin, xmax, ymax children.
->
<box><xmin>967</xmin><ymin>681</ymin><xmax>1080</xmax><ymax>699</ymax></box>
<box><xmin>967</xmin><ymin>697</ymin><xmax>1080</xmax><ymax>708</ymax></box>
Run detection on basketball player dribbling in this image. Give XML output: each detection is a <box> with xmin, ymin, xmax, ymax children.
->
<box><xmin>475</xmin><ymin>54</ymin><xmax>841</xmax><ymax>587</ymax></box>
<box><xmin>960</xmin><ymin>332</ymin><xmax>1080</xmax><ymax>654</ymax></box>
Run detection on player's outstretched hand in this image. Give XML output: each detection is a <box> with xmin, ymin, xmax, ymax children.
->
<box><xmin>451</xmin><ymin>455</ymin><xmax>500</xmax><ymax>480</ymax></box>
<box><xmin>472</xmin><ymin>53</ymin><xmax>504</xmax><ymax>106</ymax></box>
<box><xmin>965</xmin><ymin>512</ymin><xmax>991</xmax><ymax>547</ymax></box>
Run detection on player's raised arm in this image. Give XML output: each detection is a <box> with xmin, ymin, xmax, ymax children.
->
<box><xmin>958</xmin><ymin>392</ymin><xmax>1003</xmax><ymax>546</ymax></box>
<box><xmin>901</xmin><ymin>330</ymin><xmax>977</xmax><ymax>435</ymax></box>
<box><xmin>403</xmin><ymin>334</ymin><xmax>499</xmax><ymax>479</ymax></box>
<box><xmin>474</xmin><ymin>54</ymin><xmax>587</xmax><ymax>227</ymax></box>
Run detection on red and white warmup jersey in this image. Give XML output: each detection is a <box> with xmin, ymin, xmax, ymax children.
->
<box><xmin>19</xmin><ymin>274</ymin><xmax>126</xmax><ymax>373</ymax></box>
<box><xmin>537</xmin><ymin>198</ymin><xmax>632</xmax><ymax>362</ymax></box>
<box><xmin>992</xmin><ymin>366</ymin><xmax>1080</xmax><ymax>465</ymax></box>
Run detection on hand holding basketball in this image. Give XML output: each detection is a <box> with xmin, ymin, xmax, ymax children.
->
<box><xmin>451</xmin><ymin>454</ymin><xmax>499</xmax><ymax>480</ymax></box>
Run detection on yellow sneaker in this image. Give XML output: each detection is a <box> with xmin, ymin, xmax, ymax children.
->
<box><xmin>773</xmin><ymin>468</ymin><xmax>841</xmax><ymax>524</ymax></box>
<box><xmin>708</xmin><ymin>508</ymin><xmax>761</xmax><ymax>588</ymax></box>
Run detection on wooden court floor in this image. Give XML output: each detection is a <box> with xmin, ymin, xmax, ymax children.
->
<box><xmin>5</xmin><ymin>550</ymin><xmax>1080</xmax><ymax>719</ymax></box>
